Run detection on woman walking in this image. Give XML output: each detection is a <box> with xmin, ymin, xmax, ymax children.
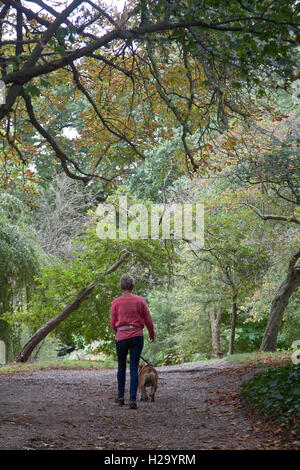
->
<box><xmin>110</xmin><ymin>274</ymin><xmax>155</xmax><ymax>409</ymax></box>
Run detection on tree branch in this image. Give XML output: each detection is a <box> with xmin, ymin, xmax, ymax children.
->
<box><xmin>15</xmin><ymin>0</ymin><xmax>24</xmax><ymax>57</ymax></box>
<box><xmin>70</xmin><ymin>62</ymin><xmax>145</xmax><ymax>161</ymax></box>
<box><xmin>21</xmin><ymin>0</ymin><xmax>82</xmax><ymax>71</ymax></box>
<box><xmin>243</xmin><ymin>203</ymin><xmax>300</xmax><ymax>225</ymax></box>
<box><xmin>22</xmin><ymin>88</ymin><xmax>111</xmax><ymax>184</ymax></box>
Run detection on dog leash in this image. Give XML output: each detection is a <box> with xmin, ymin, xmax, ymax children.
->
<box><xmin>140</xmin><ymin>354</ymin><xmax>151</xmax><ymax>365</ymax></box>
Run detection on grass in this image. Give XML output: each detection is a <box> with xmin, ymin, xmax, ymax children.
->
<box><xmin>226</xmin><ymin>350</ymin><xmax>291</xmax><ymax>365</ymax></box>
<box><xmin>0</xmin><ymin>358</ymin><xmax>118</xmax><ymax>376</ymax></box>
<box><xmin>0</xmin><ymin>350</ymin><xmax>293</xmax><ymax>377</ymax></box>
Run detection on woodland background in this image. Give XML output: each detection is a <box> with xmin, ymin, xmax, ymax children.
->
<box><xmin>0</xmin><ymin>0</ymin><xmax>299</xmax><ymax>365</ymax></box>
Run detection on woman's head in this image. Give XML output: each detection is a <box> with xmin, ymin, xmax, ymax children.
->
<box><xmin>120</xmin><ymin>273</ymin><xmax>135</xmax><ymax>291</ymax></box>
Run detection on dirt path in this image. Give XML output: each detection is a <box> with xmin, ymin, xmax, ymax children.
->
<box><xmin>0</xmin><ymin>359</ymin><xmax>298</xmax><ymax>450</ymax></box>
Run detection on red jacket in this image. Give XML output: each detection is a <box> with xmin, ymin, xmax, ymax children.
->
<box><xmin>110</xmin><ymin>294</ymin><xmax>155</xmax><ymax>342</ymax></box>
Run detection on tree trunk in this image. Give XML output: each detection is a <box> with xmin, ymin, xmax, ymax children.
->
<box><xmin>15</xmin><ymin>251</ymin><xmax>131</xmax><ymax>362</ymax></box>
<box><xmin>260</xmin><ymin>249</ymin><xmax>300</xmax><ymax>352</ymax></box>
<box><xmin>209</xmin><ymin>305</ymin><xmax>223</xmax><ymax>358</ymax></box>
<box><xmin>15</xmin><ymin>283</ymin><xmax>96</xmax><ymax>362</ymax></box>
<box><xmin>228</xmin><ymin>294</ymin><xmax>237</xmax><ymax>355</ymax></box>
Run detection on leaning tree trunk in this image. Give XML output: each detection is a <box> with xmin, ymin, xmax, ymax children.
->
<box><xmin>15</xmin><ymin>283</ymin><xmax>96</xmax><ymax>362</ymax></box>
<box><xmin>15</xmin><ymin>251</ymin><xmax>131</xmax><ymax>362</ymax></box>
<box><xmin>260</xmin><ymin>248</ymin><xmax>300</xmax><ymax>352</ymax></box>
<box><xmin>228</xmin><ymin>294</ymin><xmax>238</xmax><ymax>355</ymax></box>
<box><xmin>209</xmin><ymin>304</ymin><xmax>223</xmax><ymax>358</ymax></box>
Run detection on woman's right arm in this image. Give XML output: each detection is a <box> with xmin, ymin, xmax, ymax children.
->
<box><xmin>142</xmin><ymin>300</ymin><xmax>155</xmax><ymax>342</ymax></box>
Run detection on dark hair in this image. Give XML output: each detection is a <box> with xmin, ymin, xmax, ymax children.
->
<box><xmin>120</xmin><ymin>274</ymin><xmax>135</xmax><ymax>291</ymax></box>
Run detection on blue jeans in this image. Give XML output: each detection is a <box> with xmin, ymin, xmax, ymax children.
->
<box><xmin>115</xmin><ymin>336</ymin><xmax>144</xmax><ymax>402</ymax></box>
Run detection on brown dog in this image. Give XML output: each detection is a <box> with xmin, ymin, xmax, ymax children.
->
<box><xmin>138</xmin><ymin>364</ymin><xmax>158</xmax><ymax>402</ymax></box>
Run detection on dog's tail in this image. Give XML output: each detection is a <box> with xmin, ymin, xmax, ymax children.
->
<box><xmin>146</xmin><ymin>372</ymin><xmax>157</xmax><ymax>388</ymax></box>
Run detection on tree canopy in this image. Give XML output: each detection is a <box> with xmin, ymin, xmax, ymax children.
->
<box><xmin>0</xmin><ymin>0</ymin><xmax>299</xmax><ymax>192</ymax></box>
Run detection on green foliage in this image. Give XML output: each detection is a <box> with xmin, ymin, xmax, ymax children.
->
<box><xmin>241</xmin><ymin>364</ymin><xmax>300</xmax><ymax>434</ymax></box>
<box><xmin>193</xmin><ymin>182</ymin><xmax>272</xmax><ymax>302</ymax></box>
<box><xmin>236</xmin><ymin>250</ymin><xmax>300</xmax><ymax>352</ymax></box>
<box><xmin>0</xmin><ymin>194</ymin><xmax>43</xmax><ymax>312</ymax></box>
<box><xmin>24</xmin><ymin>85</ymin><xmax>41</xmax><ymax>97</ymax></box>
<box><xmin>0</xmin><ymin>320</ymin><xmax>21</xmax><ymax>362</ymax></box>
<box><xmin>232</xmin><ymin>129</ymin><xmax>300</xmax><ymax>206</ymax></box>
<box><xmin>142</xmin><ymin>276</ymin><xmax>215</xmax><ymax>364</ymax></box>
<box><xmin>277</xmin><ymin>290</ymin><xmax>300</xmax><ymax>349</ymax></box>
<box><xmin>172</xmin><ymin>284</ymin><xmax>212</xmax><ymax>362</ymax></box>
<box><xmin>128</xmin><ymin>128</ymin><xmax>185</xmax><ymax>202</ymax></box>
<box><xmin>144</xmin><ymin>0</ymin><xmax>298</xmax><ymax>79</ymax></box>
<box><xmin>12</xmin><ymin>218</ymin><xmax>175</xmax><ymax>354</ymax></box>
<box><xmin>221</xmin><ymin>324</ymin><xmax>264</xmax><ymax>353</ymax></box>
<box><xmin>142</xmin><ymin>289</ymin><xmax>181</xmax><ymax>365</ymax></box>
<box><xmin>0</xmin><ymin>193</ymin><xmax>47</xmax><ymax>361</ymax></box>
<box><xmin>0</xmin><ymin>220</ymin><xmax>38</xmax><ymax>311</ymax></box>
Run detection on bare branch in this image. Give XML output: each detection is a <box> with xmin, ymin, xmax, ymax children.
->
<box><xmin>15</xmin><ymin>0</ymin><xmax>24</xmax><ymax>57</ymax></box>
<box><xmin>243</xmin><ymin>203</ymin><xmax>300</xmax><ymax>225</ymax></box>
<box><xmin>3</xmin><ymin>0</ymin><xmax>51</xmax><ymax>27</ymax></box>
<box><xmin>87</xmin><ymin>53</ymin><xmax>133</xmax><ymax>78</ymax></box>
<box><xmin>85</xmin><ymin>0</ymin><xmax>118</xmax><ymax>27</ymax></box>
